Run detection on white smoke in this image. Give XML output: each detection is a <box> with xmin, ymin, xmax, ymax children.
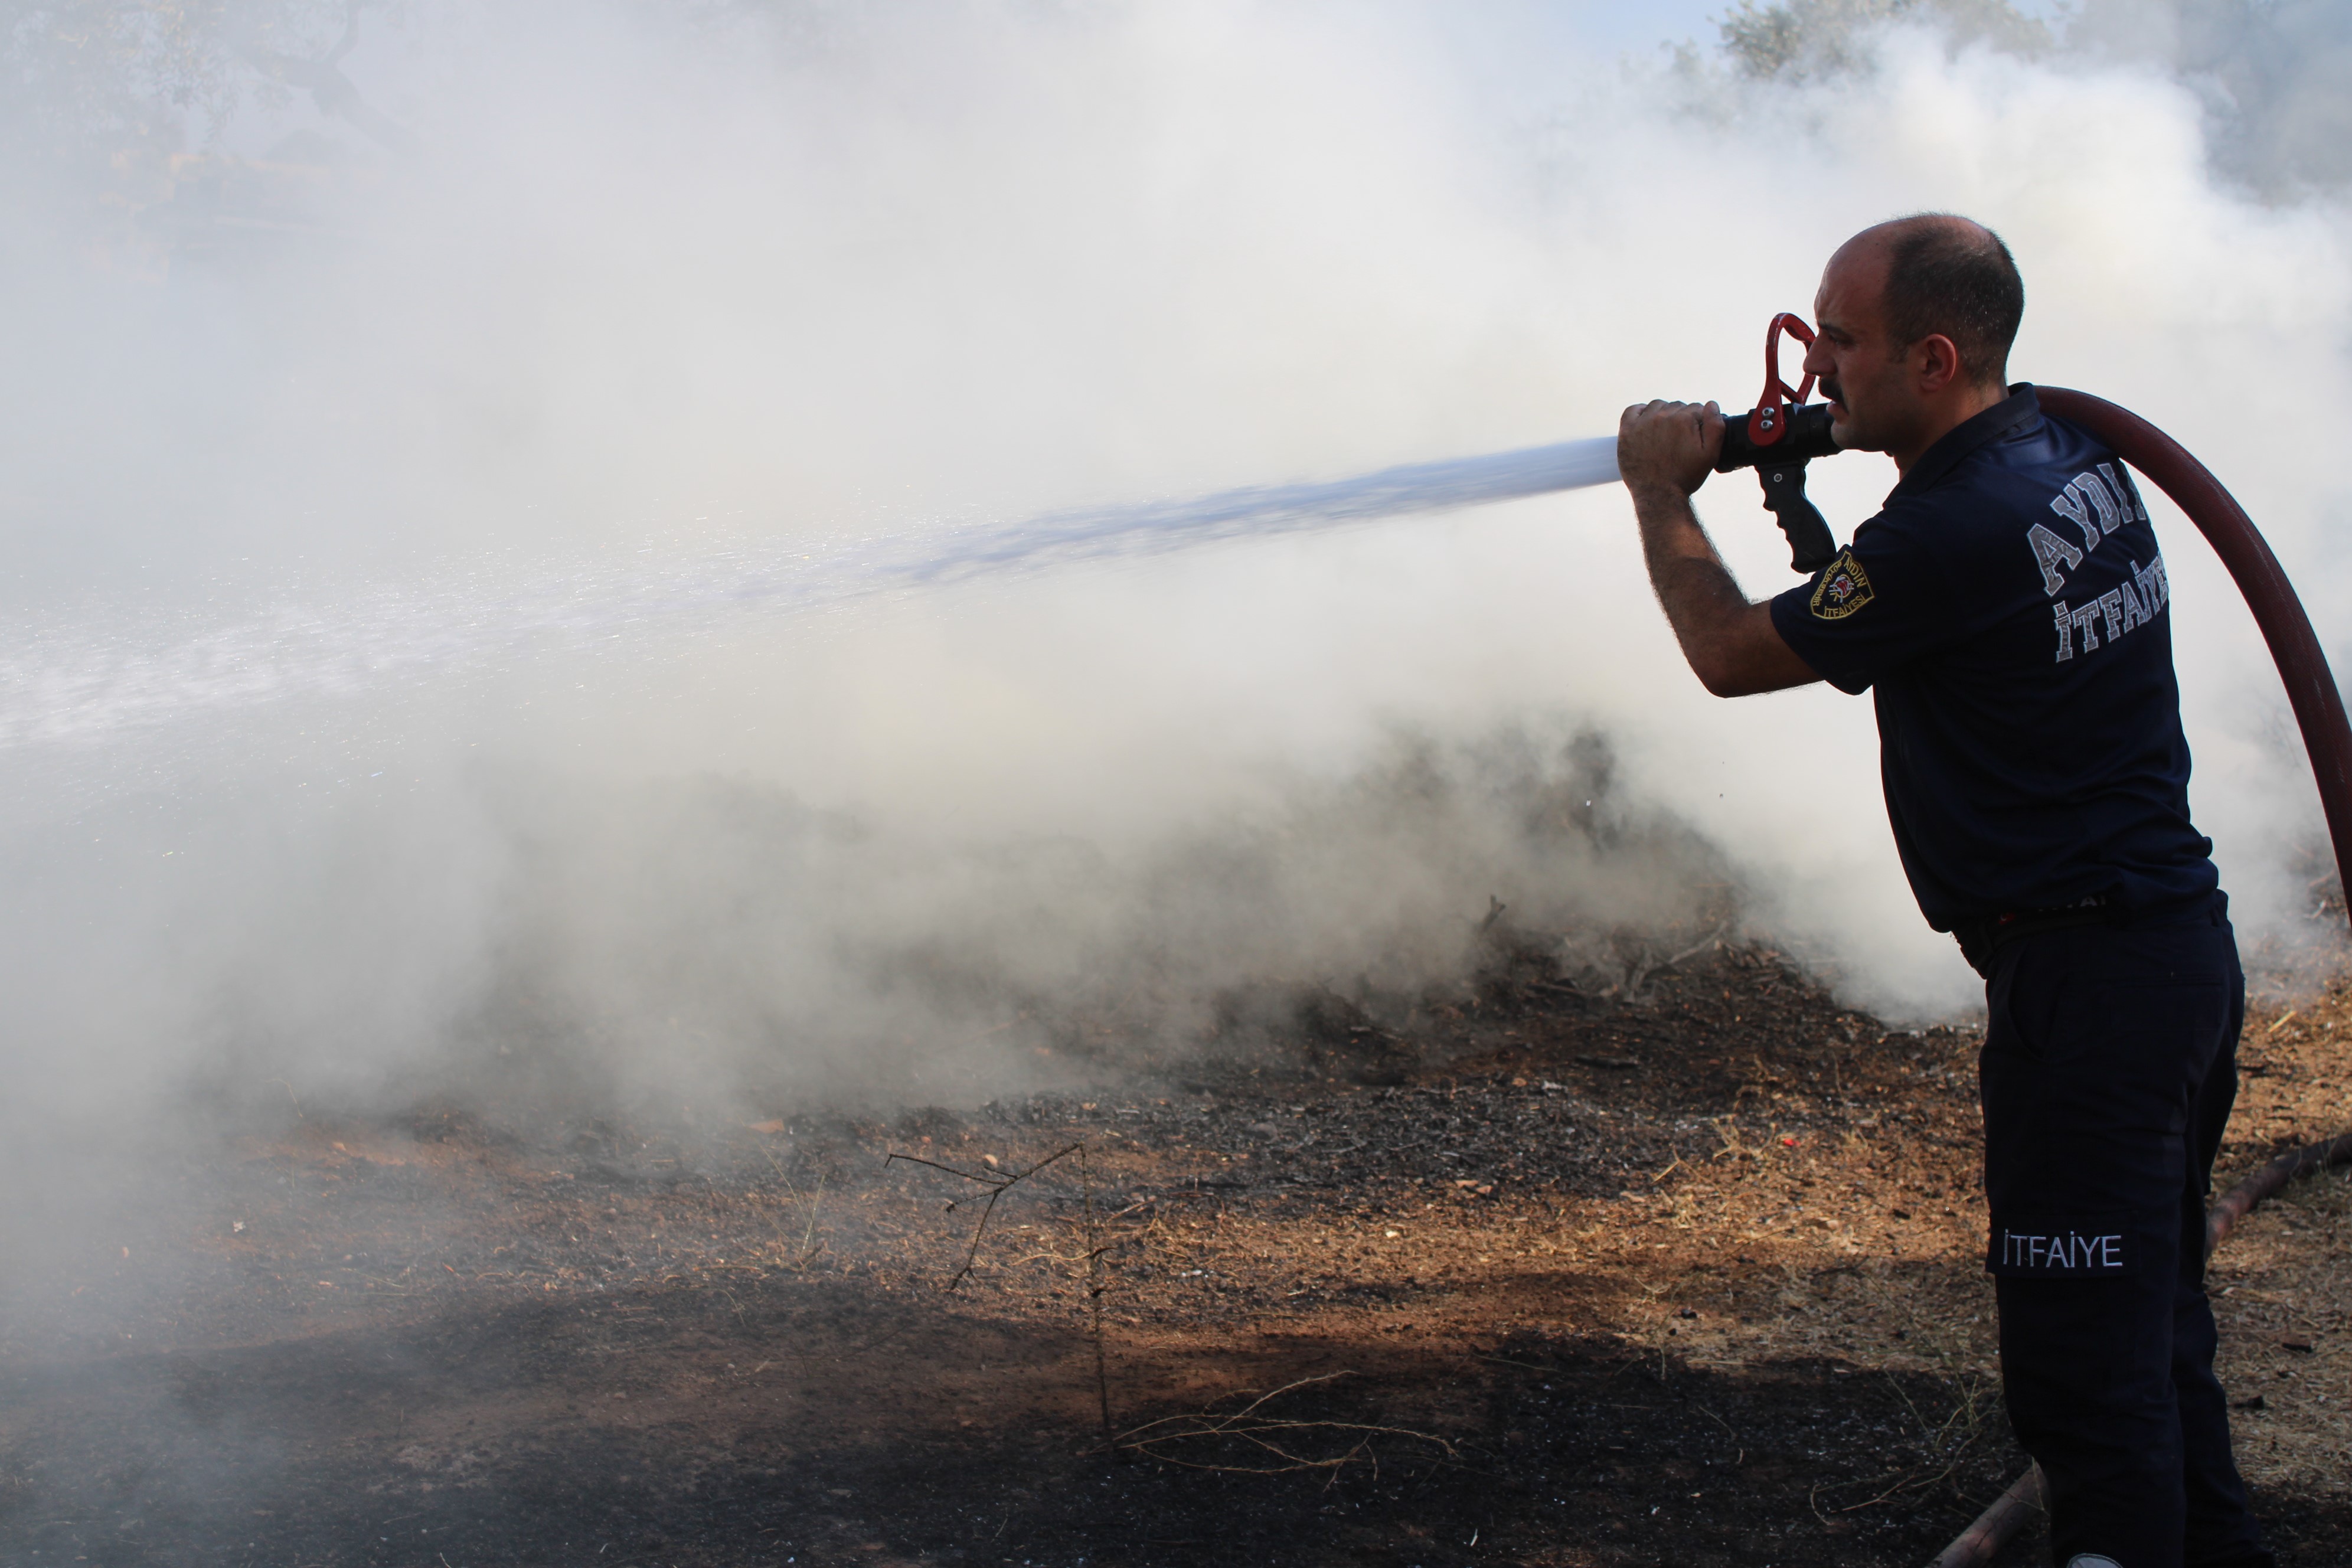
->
<box><xmin>2</xmin><ymin>0</ymin><xmax>2348</xmax><ymax>1191</ymax></box>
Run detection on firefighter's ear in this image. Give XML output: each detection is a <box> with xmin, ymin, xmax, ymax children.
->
<box><xmin>1911</xmin><ymin>332</ymin><xmax>1964</xmax><ymax>394</ymax></box>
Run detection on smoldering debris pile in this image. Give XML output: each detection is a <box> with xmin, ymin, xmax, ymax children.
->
<box><xmin>355</xmin><ymin>724</ymin><xmax>1748</xmax><ymax>1121</ymax></box>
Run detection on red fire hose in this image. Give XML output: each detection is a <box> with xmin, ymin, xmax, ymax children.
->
<box><xmin>1926</xmin><ymin>388</ymin><xmax>2352</xmax><ymax>1567</ymax></box>
<box><xmin>2037</xmin><ymin>389</ymin><xmax>2352</xmax><ymax>897</ymax></box>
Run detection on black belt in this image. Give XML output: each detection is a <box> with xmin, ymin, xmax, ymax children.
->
<box><xmin>1953</xmin><ymin>896</ymin><xmax>2113</xmax><ymax>978</ymax></box>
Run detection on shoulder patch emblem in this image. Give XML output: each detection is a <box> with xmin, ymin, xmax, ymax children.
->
<box><xmin>1809</xmin><ymin>549</ymin><xmax>1874</xmax><ymax>620</ymax></box>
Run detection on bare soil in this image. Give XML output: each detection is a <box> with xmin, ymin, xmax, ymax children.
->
<box><xmin>5</xmin><ymin>943</ymin><xmax>2347</xmax><ymax>1567</ymax></box>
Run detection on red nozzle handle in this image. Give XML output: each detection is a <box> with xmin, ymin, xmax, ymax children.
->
<box><xmin>1746</xmin><ymin>312</ymin><xmax>1817</xmax><ymax>447</ymax></box>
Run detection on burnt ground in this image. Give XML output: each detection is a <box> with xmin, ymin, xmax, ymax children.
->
<box><xmin>4</xmin><ymin>941</ymin><xmax>2349</xmax><ymax>1567</ymax></box>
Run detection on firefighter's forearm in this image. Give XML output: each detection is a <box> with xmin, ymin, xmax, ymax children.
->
<box><xmin>1630</xmin><ymin>485</ymin><xmax>1819</xmax><ymax>697</ymax></box>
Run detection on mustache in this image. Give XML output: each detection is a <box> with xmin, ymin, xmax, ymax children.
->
<box><xmin>1819</xmin><ymin>378</ymin><xmax>1845</xmax><ymax>407</ymax></box>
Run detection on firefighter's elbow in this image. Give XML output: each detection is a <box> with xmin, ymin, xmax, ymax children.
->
<box><xmin>1691</xmin><ymin>654</ymin><xmax>1745</xmax><ymax>699</ymax></box>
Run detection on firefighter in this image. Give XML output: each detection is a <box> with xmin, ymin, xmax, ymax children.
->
<box><xmin>1616</xmin><ymin>214</ymin><xmax>2272</xmax><ymax>1568</ymax></box>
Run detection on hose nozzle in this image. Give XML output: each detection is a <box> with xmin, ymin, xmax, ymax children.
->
<box><xmin>1714</xmin><ymin>312</ymin><xmax>1843</xmax><ymax>571</ymax></box>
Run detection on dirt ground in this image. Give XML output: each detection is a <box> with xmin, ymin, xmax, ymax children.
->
<box><xmin>4</xmin><ymin>939</ymin><xmax>2348</xmax><ymax>1567</ymax></box>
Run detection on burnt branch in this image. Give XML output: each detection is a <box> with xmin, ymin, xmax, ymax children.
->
<box><xmin>1114</xmin><ymin>1372</ymin><xmax>1455</xmax><ymax>1475</ymax></box>
<box><xmin>885</xmin><ymin>1142</ymin><xmax>1082</xmax><ymax>1291</ymax></box>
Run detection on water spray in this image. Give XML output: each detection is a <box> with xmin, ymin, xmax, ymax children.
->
<box><xmin>15</xmin><ymin>309</ymin><xmax>2352</xmax><ymax>915</ymax></box>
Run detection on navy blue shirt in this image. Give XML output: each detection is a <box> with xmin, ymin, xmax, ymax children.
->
<box><xmin>1766</xmin><ymin>386</ymin><xmax>2217</xmax><ymax>932</ymax></box>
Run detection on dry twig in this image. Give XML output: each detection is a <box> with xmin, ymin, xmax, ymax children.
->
<box><xmin>887</xmin><ymin>1143</ymin><xmax>1082</xmax><ymax>1290</ymax></box>
<box><xmin>1113</xmin><ymin>1372</ymin><xmax>1454</xmax><ymax>1475</ymax></box>
<box><xmin>1079</xmin><ymin>1144</ymin><xmax>1115</xmax><ymax>1452</ymax></box>
<box><xmin>754</xmin><ymin>1143</ymin><xmax>827</xmax><ymax>1268</ymax></box>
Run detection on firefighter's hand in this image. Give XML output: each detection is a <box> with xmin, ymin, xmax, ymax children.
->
<box><xmin>1618</xmin><ymin>400</ymin><xmax>1723</xmax><ymax>498</ymax></box>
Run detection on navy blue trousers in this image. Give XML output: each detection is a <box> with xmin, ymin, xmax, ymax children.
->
<box><xmin>1980</xmin><ymin>900</ymin><xmax>2272</xmax><ymax>1568</ymax></box>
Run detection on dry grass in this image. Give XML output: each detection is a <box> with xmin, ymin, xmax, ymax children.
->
<box><xmin>8</xmin><ymin>947</ymin><xmax>2344</xmax><ymax>1564</ymax></box>
<box><xmin>2210</xmin><ymin>983</ymin><xmax>2352</xmax><ymax>1510</ymax></box>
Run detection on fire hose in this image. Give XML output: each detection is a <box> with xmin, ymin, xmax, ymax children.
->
<box><xmin>1710</xmin><ymin>316</ymin><xmax>2352</xmax><ymax>1567</ymax></box>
